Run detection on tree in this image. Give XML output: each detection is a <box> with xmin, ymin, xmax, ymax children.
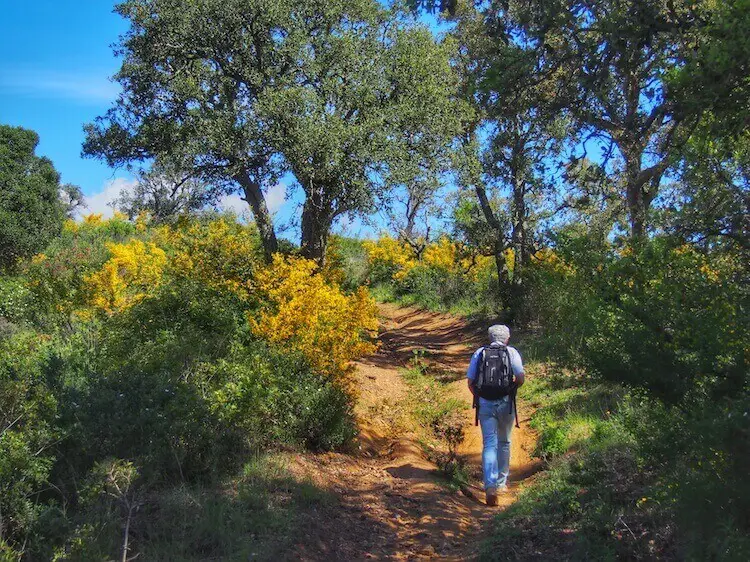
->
<box><xmin>407</xmin><ymin>0</ymin><xmax>459</xmax><ymax>16</ymax></box>
<box><xmin>501</xmin><ymin>0</ymin><xmax>703</xmax><ymax>239</ymax></box>
<box><xmin>112</xmin><ymin>164</ymin><xmax>215</xmax><ymax>223</ymax></box>
<box><xmin>452</xmin><ymin>6</ymin><xmax>568</xmax><ymax>322</ymax></box>
<box><xmin>258</xmin><ymin>12</ymin><xmax>464</xmax><ymax>262</ymax></box>
<box><xmin>85</xmin><ymin>0</ymin><xmax>463</xmax><ymax>263</ymax></box>
<box><xmin>384</xmin><ymin>178</ymin><xmax>443</xmax><ymax>260</ymax></box>
<box><xmin>669</xmin><ymin>0</ymin><xmax>750</xmax><ymax>138</ymax></box>
<box><xmin>666</xmin><ymin>123</ymin><xmax>750</xmax><ymax>252</ymax></box>
<box><xmin>0</xmin><ymin>125</ymin><xmax>66</xmax><ymax>268</ymax></box>
<box><xmin>60</xmin><ymin>183</ymin><xmax>85</xmax><ymax>219</ymax></box>
<box><xmin>84</xmin><ymin>0</ymin><xmax>289</xmax><ymax>260</ymax></box>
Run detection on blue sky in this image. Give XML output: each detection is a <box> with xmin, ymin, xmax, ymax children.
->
<box><xmin>0</xmin><ymin>2</ymin><xmax>304</xmax><ymax>234</ymax></box>
<box><xmin>0</xmin><ymin>2</ymin><xmax>449</xmax><ymax>240</ymax></box>
<box><xmin>0</xmin><ymin>2</ymin><xmax>128</xmax><ymax>195</ymax></box>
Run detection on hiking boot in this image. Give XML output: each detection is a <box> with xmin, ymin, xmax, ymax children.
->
<box><xmin>486</xmin><ymin>491</ymin><xmax>498</xmax><ymax>506</ymax></box>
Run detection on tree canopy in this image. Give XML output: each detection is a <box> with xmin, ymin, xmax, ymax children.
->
<box><xmin>0</xmin><ymin>125</ymin><xmax>67</xmax><ymax>269</ymax></box>
<box><xmin>84</xmin><ymin>0</ymin><xmax>464</xmax><ymax>262</ymax></box>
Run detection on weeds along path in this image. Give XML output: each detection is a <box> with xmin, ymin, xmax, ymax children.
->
<box><xmin>289</xmin><ymin>304</ymin><xmax>542</xmax><ymax>560</ymax></box>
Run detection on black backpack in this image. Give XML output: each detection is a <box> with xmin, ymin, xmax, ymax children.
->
<box><xmin>475</xmin><ymin>345</ymin><xmax>520</xmax><ymax>428</ymax></box>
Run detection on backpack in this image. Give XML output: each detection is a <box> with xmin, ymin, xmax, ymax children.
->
<box><xmin>474</xmin><ymin>345</ymin><xmax>520</xmax><ymax>428</ymax></box>
<box><xmin>476</xmin><ymin>345</ymin><xmax>514</xmax><ymax>400</ymax></box>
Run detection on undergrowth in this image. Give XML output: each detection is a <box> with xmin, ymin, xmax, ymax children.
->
<box><xmin>480</xmin><ymin>365</ymin><xmax>750</xmax><ymax>561</ymax></box>
<box><xmin>399</xmin><ymin>351</ymin><xmax>470</xmax><ymax>490</ymax></box>
<box><xmin>53</xmin><ymin>454</ymin><xmax>333</xmax><ymax>561</ymax></box>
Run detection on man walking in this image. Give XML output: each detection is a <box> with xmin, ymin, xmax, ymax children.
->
<box><xmin>467</xmin><ymin>325</ymin><xmax>525</xmax><ymax>506</ymax></box>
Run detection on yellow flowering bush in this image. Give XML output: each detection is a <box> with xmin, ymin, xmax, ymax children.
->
<box><xmin>364</xmin><ymin>235</ymin><xmax>492</xmax><ymax>284</ymax></box>
<box><xmin>83</xmin><ymin>213</ymin><xmax>104</xmax><ymax>225</ymax></box>
<box><xmin>85</xmin><ymin>240</ymin><xmax>167</xmax><ymax>313</ymax></box>
<box><xmin>422</xmin><ymin>236</ymin><xmax>456</xmax><ymax>271</ymax></box>
<box><xmin>250</xmin><ymin>255</ymin><xmax>378</xmax><ymax>388</ymax></box>
<box><xmin>423</xmin><ymin>236</ymin><xmax>492</xmax><ymax>279</ymax></box>
<box><xmin>362</xmin><ymin>236</ymin><xmax>417</xmax><ymax>282</ymax></box>
<box><xmin>157</xmin><ymin>219</ymin><xmax>260</xmax><ymax>300</ymax></box>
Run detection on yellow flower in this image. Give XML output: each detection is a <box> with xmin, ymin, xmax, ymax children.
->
<box><xmin>250</xmin><ymin>255</ymin><xmax>378</xmax><ymax>390</ymax></box>
<box><xmin>363</xmin><ymin>236</ymin><xmax>417</xmax><ymax>281</ymax></box>
<box><xmin>85</xmin><ymin>240</ymin><xmax>167</xmax><ymax>313</ymax></box>
<box><xmin>163</xmin><ymin>219</ymin><xmax>260</xmax><ymax>299</ymax></box>
<box><xmin>82</xmin><ymin>213</ymin><xmax>104</xmax><ymax>225</ymax></box>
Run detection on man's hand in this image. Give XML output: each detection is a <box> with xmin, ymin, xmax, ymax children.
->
<box><xmin>514</xmin><ymin>371</ymin><xmax>525</xmax><ymax>387</ymax></box>
<box><xmin>468</xmin><ymin>379</ymin><xmax>477</xmax><ymax>396</ymax></box>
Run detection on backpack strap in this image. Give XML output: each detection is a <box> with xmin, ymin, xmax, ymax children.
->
<box><xmin>473</xmin><ymin>347</ymin><xmax>486</xmax><ymax>426</ymax></box>
<box><xmin>475</xmin><ymin>346</ymin><xmax>487</xmax><ymax>389</ymax></box>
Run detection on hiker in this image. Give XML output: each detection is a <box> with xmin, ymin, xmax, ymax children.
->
<box><xmin>467</xmin><ymin>324</ymin><xmax>525</xmax><ymax>506</ymax></box>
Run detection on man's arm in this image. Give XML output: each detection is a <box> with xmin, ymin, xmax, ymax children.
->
<box><xmin>510</xmin><ymin>348</ymin><xmax>525</xmax><ymax>387</ymax></box>
<box><xmin>466</xmin><ymin>348</ymin><xmax>482</xmax><ymax>395</ymax></box>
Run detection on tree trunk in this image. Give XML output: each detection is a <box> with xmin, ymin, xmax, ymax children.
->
<box><xmin>235</xmin><ymin>172</ymin><xmax>278</xmax><ymax>262</ymax></box>
<box><xmin>494</xmin><ymin>237</ymin><xmax>514</xmax><ymax>322</ymax></box>
<box><xmin>509</xmin><ymin>175</ymin><xmax>528</xmax><ymax>325</ymax></box>
<box><xmin>625</xmin><ymin>155</ymin><xmax>646</xmax><ymax>240</ymax></box>
<box><xmin>300</xmin><ymin>200</ymin><xmax>331</xmax><ymax>265</ymax></box>
<box><xmin>475</xmin><ymin>182</ymin><xmax>514</xmax><ymax>321</ymax></box>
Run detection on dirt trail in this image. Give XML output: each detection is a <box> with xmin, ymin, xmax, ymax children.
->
<box><xmin>291</xmin><ymin>304</ymin><xmax>541</xmax><ymax>561</ymax></box>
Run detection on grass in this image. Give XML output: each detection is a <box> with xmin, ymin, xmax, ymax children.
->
<box><xmin>368</xmin><ymin>282</ymin><xmax>499</xmax><ymax>319</ymax></box>
<box><xmin>141</xmin><ymin>454</ymin><xmax>333</xmax><ymax>560</ymax></box>
<box><xmin>479</xmin><ymin>366</ymin><xmax>676</xmax><ymax>561</ymax></box>
<box><xmin>56</xmin><ymin>454</ymin><xmax>335</xmax><ymax>561</ymax></box>
<box><xmin>398</xmin><ymin>351</ymin><xmax>470</xmax><ymax>490</ymax></box>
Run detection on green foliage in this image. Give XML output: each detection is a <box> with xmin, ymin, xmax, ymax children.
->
<box><xmin>133</xmin><ymin>455</ymin><xmax>332</xmax><ymax>560</ymax></box>
<box><xmin>483</xmin><ymin>359</ymin><xmax>750</xmax><ymax>560</ymax></box>
<box><xmin>326</xmin><ymin>236</ymin><xmax>370</xmax><ymax>292</ymax></box>
<box><xmin>52</xmin><ymin>454</ymin><xmax>332</xmax><ymax>561</ymax></box>
<box><xmin>0</xmin><ymin>213</ymin><xmax>359</xmax><ymax>556</ymax></box>
<box><xmin>669</xmin><ymin>0</ymin><xmax>750</xmax><ymax>138</ymax></box>
<box><xmin>0</xmin><ymin>276</ymin><xmax>35</xmax><ymax>326</ymax></box>
<box><xmin>56</xmin><ymin>277</ymin><xmax>355</xmax><ymax>482</ymax></box>
<box><xmin>400</xmin><ymin>353</ymin><xmax>468</xmax><ymax>487</ymax></box>
<box><xmin>529</xmin><ymin>233</ymin><xmax>748</xmax><ymax>403</ymax></box>
<box><xmin>0</xmin><ymin>125</ymin><xmax>67</xmax><ymax>269</ymax></box>
<box><xmin>0</xmin><ymin>331</ymin><xmax>59</xmax><ymax>556</ymax></box>
<box><xmin>85</xmin><ymin>0</ymin><xmax>465</xmax><ymax>261</ymax></box>
<box><xmin>23</xmin><ymin>216</ymin><xmax>137</xmax><ymax>325</ymax></box>
<box><xmin>380</xmin><ymin>261</ymin><xmax>501</xmax><ymax>317</ymax></box>
<box><xmin>666</xmin><ymin>123</ymin><xmax>750</xmax><ymax>251</ymax></box>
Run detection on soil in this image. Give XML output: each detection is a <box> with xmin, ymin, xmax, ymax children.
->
<box><xmin>289</xmin><ymin>303</ymin><xmax>542</xmax><ymax>561</ymax></box>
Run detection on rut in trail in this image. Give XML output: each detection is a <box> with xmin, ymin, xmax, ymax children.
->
<box><xmin>289</xmin><ymin>303</ymin><xmax>541</xmax><ymax>561</ymax></box>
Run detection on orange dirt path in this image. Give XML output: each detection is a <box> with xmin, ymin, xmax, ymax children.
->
<box><xmin>291</xmin><ymin>303</ymin><xmax>541</xmax><ymax>561</ymax></box>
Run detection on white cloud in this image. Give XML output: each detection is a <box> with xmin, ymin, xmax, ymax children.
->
<box><xmin>79</xmin><ymin>177</ymin><xmax>138</xmax><ymax>219</ymax></box>
<box><xmin>81</xmin><ymin>178</ymin><xmax>288</xmax><ymax>222</ymax></box>
<box><xmin>216</xmin><ymin>182</ymin><xmax>287</xmax><ymax>218</ymax></box>
<box><xmin>216</xmin><ymin>192</ymin><xmax>250</xmax><ymax>218</ymax></box>
<box><xmin>266</xmin><ymin>183</ymin><xmax>287</xmax><ymax>214</ymax></box>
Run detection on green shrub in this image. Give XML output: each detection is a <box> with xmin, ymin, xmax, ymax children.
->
<box><xmin>0</xmin><ymin>331</ymin><xmax>59</xmax><ymax>555</ymax></box>
<box><xmin>22</xmin><ymin>219</ymin><xmax>135</xmax><ymax>327</ymax></box>
<box><xmin>0</xmin><ymin>276</ymin><xmax>35</xmax><ymax>325</ymax></box>
<box><xmin>327</xmin><ymin>236</ymin><xmax>369</xmax><ymax>292</ymax></box>
<box><xmin>54</xmin><ymin>278</ymin><xmax>355</xmax><ymax>482</ymax></box>
<box><xmin>391</xmin><ymin>263</ymin><xmax>500</xmax><ymax>315</ymax></box>
<box><xmin>530</xmin><ymin>233</ymin><xmax>748</xmax><ymax>403</ymax></box>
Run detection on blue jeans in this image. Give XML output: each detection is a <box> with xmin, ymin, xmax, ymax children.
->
<box><xmin>478</xmin><ymin>396</ymin><xmax>514</xmax><ymax>491</ymax></box>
